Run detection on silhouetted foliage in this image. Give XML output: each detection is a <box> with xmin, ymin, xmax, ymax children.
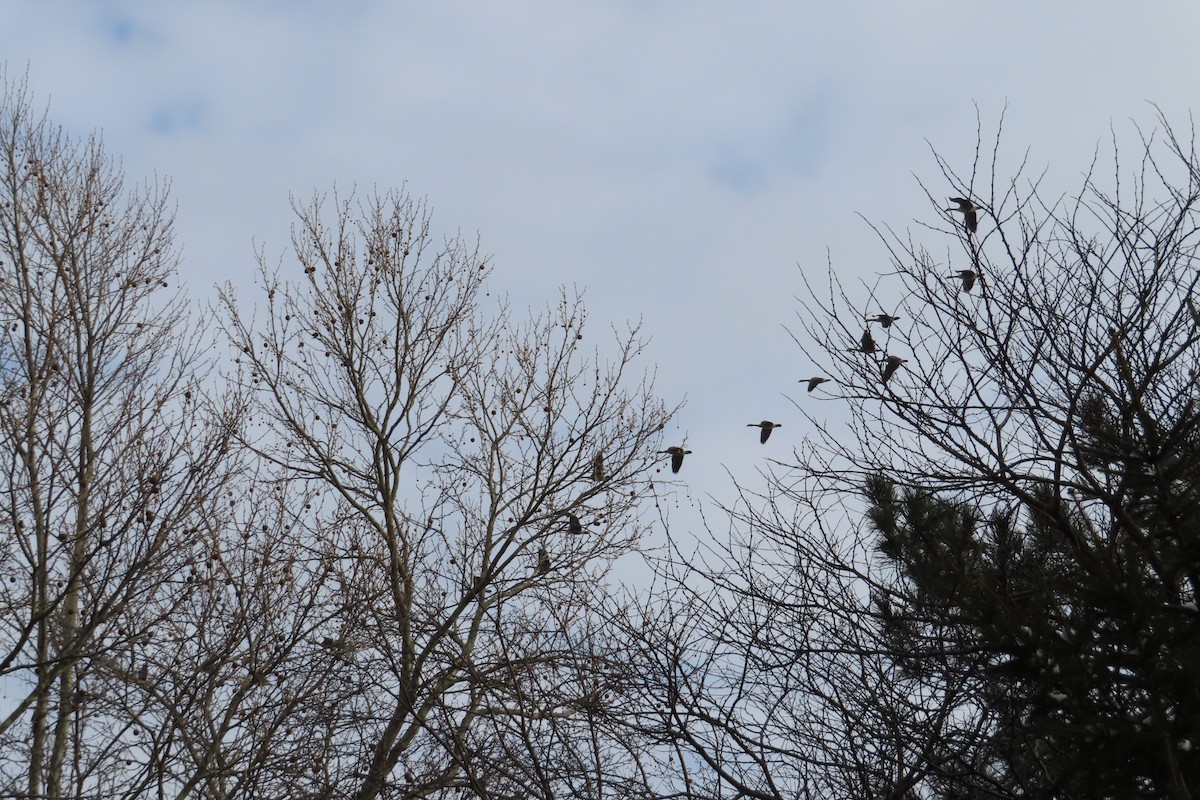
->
<box><xmin>631</xmin><ymin>109</ymin><xmax>1200</xmax><ymax>800</ymax></box>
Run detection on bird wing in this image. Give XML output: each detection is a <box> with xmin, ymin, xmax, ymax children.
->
<box><xmin>883</xmin><ymin>360</ymin><xmax>900</xmax><ymax>382</ymax></box>
<box><xmin>671</xmin><ymin>452</ymin><xmax>683</xmax><ymax>473</ymax></box>
<box><xmin>760</xmin><ymin>426</ymin><xmax>770</xmax><ymax>444</ymax></box>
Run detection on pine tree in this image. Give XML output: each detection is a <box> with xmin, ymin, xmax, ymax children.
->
<box><xmin>865</xmin><ymin>380</ymin><xmax>1200</xmax><ymax>797</ymax></box>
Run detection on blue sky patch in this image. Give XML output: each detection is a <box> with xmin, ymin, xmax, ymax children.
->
<box><xmin>708</xmin><ymin>144</ymin><xmax>767</xmax><ymax>193</ymax></box>
<box><xmin>148</xmin><ymin>99</ymin><xmax>204</xmax><ymax>136</ymax></box>
<box><xmin>105</xmin><ymin>17</ymin><xmax>136</xmax><ymax>46</ymax></box>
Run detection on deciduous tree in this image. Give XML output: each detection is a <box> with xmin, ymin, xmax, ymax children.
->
<box><xmin>216</xmin><ymin>189</ymin><xmax>676</xmax><ymax>799</ymax></box>
<box><xmin>0</xmin><ymin>72</ymin><xmax>242</xmax><ymax>800</ymax></box>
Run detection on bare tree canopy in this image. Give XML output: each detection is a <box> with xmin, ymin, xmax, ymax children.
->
<box><xmin>0</xmin><ymin>71</ymin><xmax>244</xmax><ymax>799</ymax></box>
<box><xmin>0</xmin><ymin>73</ymin><xmax>678</xmax><ymax>800</ymax></box>
<box><xmin>628</xmin><ymin>110</ymin><xmax>1200</xmax><ymax>799</ymax></box>
<box><xmin>9</xmin><ymin>61</ymin><xmax>1200</xmax><ymax>800</ymax></box>
<box><xmin>213</xmin><ymin>188</ymin><xmax>676</xmax><ymax>799</ymax></box>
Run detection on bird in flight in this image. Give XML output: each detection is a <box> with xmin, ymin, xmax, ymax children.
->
<box><xmin>850</xmin><ymin>329</ymin><xmax>877</xmax><ymax>354</ymax></box>
<box><xmin>946</xmin><ymin>197</ymin><xmax>979</xmax><ymax>234</ymax></box>
<box><xmin>803</xmin><ymin>376</ymin><xmax>830</xmax><ymax>393</ymax></box>
<box><xmin>866</xmin><ymin>313</ymin><xmax>901</xmax><ymax>328</ymax></box>
<box><xmin>565</xmin><ymin>512</ymin><xmax>583</xmax><ymax>535</ymax></box>
<box><xmin>882</xmin><ymin>355</ymin><xmax>906</xmax><ymax>383</ymax></box>
<box><xmin>948</xmin><ymin>269</ymin><xmax>977</xmax><ymax>292</ymax></box>
<box><xmin>660</xmin><ymin>446</ymin><xmax>693</xmax><ymax>474</ymax></box>
<box><xmin>747</xmin><ymin>420</ymin><xmax>781</xmax><ymax>443</ymax></box>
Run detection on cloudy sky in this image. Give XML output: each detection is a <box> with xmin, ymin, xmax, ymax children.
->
<box><xmin>4</xmin><ymin>1</ymin><xmax>1199</xmax><ymax>521</ymax></box>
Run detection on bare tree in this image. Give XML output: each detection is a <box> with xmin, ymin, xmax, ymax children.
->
<box><xmin>0</xmin><ymin>72</ymin><xmax>243</xmax><ymax>799</ymax></box>
<box><xmin>0</xmin><ymin>71</ymin><xmax>678</xmax><ymax>800</ymax></box>
<box><xmin>630</xmin><ymin>110</ymin><xmax>1200</xmax><ymax>799</ymax></box>
<box><xmin>214</xmin><ymin>189</ymin><xmax>677</xmax><ymax>799</ymax></box>
<box><xmin>614</xmin><ymin>488</ymin><xmax>982</xmax><ymax>800</ymax></box>
<box><xmin>787</xmin><ymin>109</ymin><xmax>1200</xmax><ymax>797</ymax></box>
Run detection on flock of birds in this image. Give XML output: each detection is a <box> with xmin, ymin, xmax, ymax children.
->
<box><xmin>533</xmin><ymin>198</ymin><xmax>979</xmax><ymax>575</ymax></box>
<box><xmin>651</xmin><ymin>196</ymin><xmax>982</xmax><ymax>476</ymax></box>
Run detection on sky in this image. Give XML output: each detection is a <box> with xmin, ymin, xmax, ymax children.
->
<box><xmin>3</xmin><ymin>1</ymin><xmax>1200</xmax><ymax>532</ymax></box>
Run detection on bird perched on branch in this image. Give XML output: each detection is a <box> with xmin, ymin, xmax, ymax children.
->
<box><xmin>660</xmin><ymin>446</ymin><xmax>692</xmax><ymax>474</ymax></box>
<box><xmin>747</xmin><ymin>420</ymin><xmax>781</xmax><ymax>443</ymax></box>
<box><xmin>948</xmin><ymin>269</ymin><xmax>977</xmax><ymax>292</ymax></box>
<box><xmin>591</xmin><ymin>452</ymin><xmax>604</xmax><ymax>481</ymax></box>
<box><xmin>882</xmin><ymin>355</ymin><xmax>906</xmax><ymax>383</ymax></box>
<box><xmin>946</xmin><ymin>196</ymin><xmax>979</xmax><ymax>234</ymax></box>
<box><xmin>866</xmin><ymin>313</ymin><xmax>901</xmax><ymax>328</ymax></box>
<box><xmin>850</xmin><ymin>329</ymin><xmax>877</xmax><ymax>354</ymax></box>
<box><xmin>803</xmin><ymin>376</ymin><xmax>831</xmax><ymax>393</ymax></box>
<box><xmin>537</xmin><ymin>545</ymin><xmax>550</xmax><ymax>575</ymax></box>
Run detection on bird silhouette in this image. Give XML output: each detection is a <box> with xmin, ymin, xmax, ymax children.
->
<box><xmin>882</xmin><ymin>355</ymin><xmax>906</xmax><ymax>383</ymax></box>
<box><xmin>948</xmin><ymin>269</ymin><xmax>977</xmax><ymax>292</ymax></box>
<box><xmin>660</xmin><ymin>446</ymin><xmax>692</xmax><ymax>474</ymax></box>
<box><xmin>850</xmin><ymin>329</ymin><xmax>877</xmax><ymax>354</ymax></box>
<box><xmin>866</xmin><ymin>313</ymin><xmax>901</xmax><ymax>328</ymax></box>
<box><xmin>803</xmin><ymin>376</ymin><xmax>831</xmax><ymax>393</ymax></box>
<box><xmin>537</xmin><ymin>545</ymin><xmax>550</xmax><ymax>575</ymax></box>
<box><xmin>565</xmin><ymin>512</ymin><xmax>583</xmax><ymax>535</ymax></box>
<box><xmin>591</xmin><ymin>452</ymin><xmax>604</xmax><ymax>481</ymax></box>
<box><xmin>946</xmin><ymin>197</ymin><xmax>979</xmax><ymax>234</ymax></box>
<box><xmin>747</xmin><ymin>420</ymin><xmax>781</xmax><ymax>443</ymax></box>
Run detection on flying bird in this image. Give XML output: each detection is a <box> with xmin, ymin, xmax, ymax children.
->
<box><xmin>747</xmin><ymin>420</ymin><xmax>781</xmax><ymax>444</ymax></box>
<box><xmin>882</xmin><ymin>355</ymin><xmax>906</xmax><ymax>383</ymax></box>
<box><xmin>948</xmin><ymin>269</ymin><xmax>977</xmax><ymax>292</ymax></box>
<box><xmin>866</xmin><ymin>313</ymin><xmax>901</xmax><ymax>328</ymax></box>
<box><xmin>946</xmin><ymin>197</ymin><xmax>979</xmax><ymax>234</ymax></box>
<box><xmin>591</xmin><ymin>452</ymin><xmax>604</xmax><ymax>481</ymax></box>
<box><xmin>850</xmin><ymin>329</ymin><xmax>877</xmax><ymax>354</ymax></box>
<box><xmin>660</xmin><ymin>446</ymin><xmax>693</xmax><ymax>474</ymax></box>
<box><xmin>565</xmin><ymin>512</ymin><xmax>583</xmax><ymax>535</ymax></box>
<box><xmin>803</xmin><ymin>376</ymin><xmax>831</xmax><ymax>393</ymax></box>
